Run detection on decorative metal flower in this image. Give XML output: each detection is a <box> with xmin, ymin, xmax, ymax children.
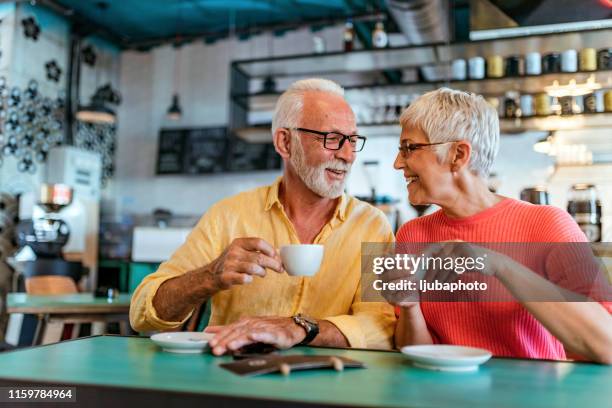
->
<box><xmin>21</xmin><ymin>17</ymin><xmax>41</xmax><ymax>41</ymax></box>
<box><xmin>45</xmin><ymin>60</ymin><xmax>62</xmax><ymax>82</ymax></box>
<box><xmin>81</xmin><ymin>45</ymin><xmax>97</xmax><ymax>66</ymax></box>
<box><xmin>0</xmin><ymin>78</ymin><xmax>65</xmax><ymax>174</ymax></box>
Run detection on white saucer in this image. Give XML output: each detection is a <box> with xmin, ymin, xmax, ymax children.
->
<box><xmin>400</xmin><ymin>345</ymin><xmax>492</xmax><ymax>372</ymax></box>
<box><xmin>150</xmin><ymin>332</ymin><xmax>214</xmax><ymax>354</ymax></box>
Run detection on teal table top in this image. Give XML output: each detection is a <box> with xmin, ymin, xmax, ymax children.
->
<box><xmin>7</xmin><ymin>293</ymin><xmax>131</xmax><ymax>314</ymax></box>
<box><xmin>0</xmin><ymin>336</ymin><xmax>609</xmax><ymax>408</ymax></box>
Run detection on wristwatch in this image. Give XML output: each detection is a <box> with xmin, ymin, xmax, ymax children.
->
<box><xmin>292</xmin><ymin>314</ymin><xmax>319</xmax><ymax>345</ymax></box>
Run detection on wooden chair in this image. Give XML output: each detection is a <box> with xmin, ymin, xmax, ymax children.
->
<box><xmin>25</xmin><ymin>276</ymin><xmax>79</xmax><ymax>344</ymax></box>
<box><xmin>25</xmin><ymin>276</ymin><xmax>78</xmax><ymax>295</ymax></box>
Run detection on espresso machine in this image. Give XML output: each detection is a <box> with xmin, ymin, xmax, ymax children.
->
<box><xmin>16</xmin><ymin>147</ymin><xmax>102</xmax><ymax>290</ymax></box>
<box><xmin>18</xmin><ymin>184</ymin><xmax>72</xmax><ymax>258</ymax></box>
<box><xmin>17</xmin><ymin>184</ymin><xmax>82</xmax><ymax>283</ymax></box>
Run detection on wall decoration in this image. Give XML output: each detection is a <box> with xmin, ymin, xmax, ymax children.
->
<box><xmin>81</xmin><ymin>45</ymin><xmax>97</xmax><ymax>66</ymax></box>
<box><xmin>21</xmin><ymin>17</ymin><xmax>40</xmax><ymax>41</ymax></box>
<box><xmin>0</xmin><ymin>77</ymin><xmax>65</xmax><ymax>174</ymax></box>
<box><xmin>75</xmin><ymin>121</ymin><xmax>116</xmax><ymax>186</ymax></box>
<box><xmin>45</xmin><ymin>60</ymin><xmax>62</xmax><ymax>82</ymax></box>
<box><xmin>0</xmin><ymin>192</ymin><xmax>18</xmax><ymax>260</ymax></box>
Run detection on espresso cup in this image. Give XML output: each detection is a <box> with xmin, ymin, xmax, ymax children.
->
<box><xmin>280</xmin><ymin>244</ymin><xmax>324</xmax><ymax>277</ymax></box>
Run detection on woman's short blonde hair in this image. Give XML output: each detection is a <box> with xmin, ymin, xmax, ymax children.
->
<box><xmin>399</xmin><ymin>88</ymin><xmax>499</xmax><ymax>177</ymax></box>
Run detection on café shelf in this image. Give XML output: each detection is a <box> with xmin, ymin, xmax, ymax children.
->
<box><xmin>231</xmin><ymin>27</ymin><xmax>612</xmax><ymax>78</ymax></box>
<box><xmin>232</xmin><ymin>69</ymin><xmax>612</xmax><ymax>112</ymax></box>
<box><xmin>234</xmin><ymin>112</ymin><xmax>612</xmax><ymax>143</ymax></box>
<box><xmin>229</xmin><ymin>26</ymin><xmax>612</xmax><ymax>140</ymax></box>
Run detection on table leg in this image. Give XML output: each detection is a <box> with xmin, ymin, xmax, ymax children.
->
<box><xmin>91</xmin><ymin>322</ymin><xmax>106</xmax><ymax>335</ymax></box>
<box><xmin>119</xmin><ymin>320</ymin><xmax>130</xmax><ymax>336</ymax></box>
<box><xmin>32</xmin><ymin>314</ymin><xmax>47</xmax><ymax>346</ymax></box>
<box><xmin>5</xmin><ymin>313</ymin><xmax>23</xmax><ymax>346</ymax></box>
<box><xmin>41</xmin><ymin>321</ymin><xmax>64</xmax><ymax>345</ymax></box>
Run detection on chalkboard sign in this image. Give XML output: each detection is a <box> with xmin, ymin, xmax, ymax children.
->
<box><xmin>183</xmin><ymin>128</ymin><xmax>228</xmax><ymax>174</ymax></box>
<box><xmin>156</xmin><ymin>129</ymin><xmax>184</xmax><ymax>174</ymax></box>
<box><xmin>226</xmin><ymin>136</ymin><xmax>281</xmax><ymax>172</ymax></box>
<box><xmin>156</xmin><ymin>127</ymin><xmax>280</xmax><ymax>175</ymax></box>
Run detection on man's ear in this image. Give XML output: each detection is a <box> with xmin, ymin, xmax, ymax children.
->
<box><xmin>450</xmin><ymin>141</ymin><xmax>471</xmax><ymax>172</ymax></box>
<box><xmin>273</xmin><ymin>128</ymin><xmax>292</xmax><ymax>159</ymax></box>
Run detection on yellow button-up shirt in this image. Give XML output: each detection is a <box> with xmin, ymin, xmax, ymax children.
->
<box><xmin>130</xmin><ymin>177</ymin><xmax>396</xmax><ymax>349</ymax></box>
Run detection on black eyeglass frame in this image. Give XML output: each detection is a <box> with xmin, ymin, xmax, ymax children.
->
<box><xmin>289</xmin><ymin>127</ymin><xmax>367</xmax><ymax>152</ymax></box>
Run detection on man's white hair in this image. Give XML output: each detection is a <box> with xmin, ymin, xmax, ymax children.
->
<box><xmin>271</xmin><ymin>78</ymin><xmax>345</xmax><ymax>135</ymax></box>
<box><xmin>399</xmin><ymin>87</ymin><xmax>499</xmax><ymax>177</ymax></box>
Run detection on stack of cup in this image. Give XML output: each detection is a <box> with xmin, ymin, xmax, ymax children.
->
<box><xmin>451</xmin><ymin>59</ymin><xmax>467</xmax><ymax>80</ymax></box>
<box><xmin>520</xmin><ymin>94</ymin><xmax>534</xmax><ymax>117</ymax></box>
<box><xmin>542</xmin><ymin>53</ymin><xmax>561</xmax><ymax>74</ymax></box>
<box><xmin>580</xmin><ymin>48</ymin><xmax>597</xmax><ymax>71</ymax></box>
<box><xmin>598</xmin><ymin>48</ymin><xmax>612</xmax><ymax>70</ymax></box>
<box><xmin>468</xmin><ymin>56</ymin><xmax>485</xmax><ymax>79</ymax></box>
<box><xmin>487</xmin><ymin>55</ymin><xmax>503</xmax><ymax>78</ymax></box>
<box><xmin>505</xmin><ymin>56</ymin><xmax>523</xmax><ymax>76</ymax></box>
<box><xmin>561</xmin><ymin>49</ymin><xmax>578</xmax><ymax>73</ymax></box>
<box><xmin>525</xmin><ymin>52</ymin><xmax>542</xmax><ymax>75</ymax></box>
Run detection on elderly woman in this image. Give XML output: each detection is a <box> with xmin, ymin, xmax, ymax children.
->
<box><xmin>393</xmin><ymin>88</ymin><xmax>612</xmax><ymax>364</ymax></box>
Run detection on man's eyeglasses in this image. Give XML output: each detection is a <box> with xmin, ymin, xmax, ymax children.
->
<box><xmin>397</xmin><ymin>141</ymin><xmax>456</xmax><ymax>158</ymax></box>
<box><xmin>290</xmin><ymin>127</ymin><xmax>367</xmax><ymax>152</ymax></box>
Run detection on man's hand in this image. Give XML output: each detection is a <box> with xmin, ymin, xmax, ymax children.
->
<box><xmin>151</xmin><ymin>238</ymin><xmax>284</xmax><ymax>324</ymax></box>
<box><xmin>205</xmin><ymin>316</ymin><xmax>306</xmax><ymax>355</ymax></box>
<box><xmin>204</xmin><ymin>237</ymin><xmax>285</xmax><ymax>295</ymax></box>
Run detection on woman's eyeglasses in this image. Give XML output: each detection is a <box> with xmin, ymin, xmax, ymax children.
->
<box><xmin>397</xmin><ymin>141</ymin><xmax>457</xmax><ymax>158</ymax></box>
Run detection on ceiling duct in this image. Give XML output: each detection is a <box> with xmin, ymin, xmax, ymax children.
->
<box><xmin>385</xmin><ymin>0</ymin><xmax>450</xmax><ymax>45</ymax></box>
<box><xmin>385</xmin><ymin>0</ymin><xmax>451</xmax><ymax>81</ymax></box>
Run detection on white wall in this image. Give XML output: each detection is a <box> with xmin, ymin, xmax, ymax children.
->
<box><xmin>0</xmin><ymin>3</ymin><xmax>120</xmax><ymax>202</ymax></box>
<box><xmin>112</xmin><ymin>25</ymin><xmax>360</xmax><ymax>216</ymax></box>
<box><xmin>113</xmin><ymin>22</ymin><xmax>610</xmax><ymax>241</ymax></box>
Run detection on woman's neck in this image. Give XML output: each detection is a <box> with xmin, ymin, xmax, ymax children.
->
<box><xmin>440</xmin><ymin>172</ymin><xmax>503</xmax><ymax>219</ymax></box>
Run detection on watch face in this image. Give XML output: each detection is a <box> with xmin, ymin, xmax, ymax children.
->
<box><xmin>301</xmin><ymin>316</ymin><xmax>317</xmax><ymax>326</ymax></box>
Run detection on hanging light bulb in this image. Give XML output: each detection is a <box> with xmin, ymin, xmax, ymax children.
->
<box><xmin>167</xmin><ymin>93</ymin><xmax>182</xmax><ymax>120</ymax></box>
<box><xmin>76</xmin><ymin>98</ymin><xmax>116</xmax><ymax>124</ymax></box>
<box><xmin>167</xmin><ymin>1</ymin><xmax>183</xmax><ymax>121</ymax></box>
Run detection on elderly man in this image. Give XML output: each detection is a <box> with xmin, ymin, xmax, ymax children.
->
<box><xmin>130</xmin><ymin>78</ymin><xmax>395</xmax><ymax>354</ymax></box>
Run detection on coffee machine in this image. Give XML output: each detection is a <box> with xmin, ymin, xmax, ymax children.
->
<box><xmin>17</xmin><ymin>147</ymin><xmax>101</xmax><ymax>290</ymax></box>
<box><xmin>17</xmin><ymin>183</ymin><xmax>82</xmax><ymax>284</ymax></box>
<box><xmin>18</xmin><ymin>184</ymin><xmax>72</xmax><ymax>258</ymax></box>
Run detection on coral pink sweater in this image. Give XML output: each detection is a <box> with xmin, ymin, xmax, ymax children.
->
<box><xmin>396</xmin><ymin>198</ymin><xmax>612</xmax><ymax>360</ymax></box>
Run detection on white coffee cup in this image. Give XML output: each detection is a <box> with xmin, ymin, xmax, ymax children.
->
<box><xmin>280</xmin><ymin>244</ymin><xmax>324</xmax><ymax>277</ymax></box>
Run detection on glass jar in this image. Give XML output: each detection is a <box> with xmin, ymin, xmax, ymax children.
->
<box><xmin>567</xmin><ymin>184</ymin><xmax>602</xmax><ymax>242</ymax></box>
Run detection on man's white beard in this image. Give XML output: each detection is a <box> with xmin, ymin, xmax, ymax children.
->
<box><xmin>290</xmin><ymin>136</ymin><xmax>351</xmax><ymax>199</ymax></box>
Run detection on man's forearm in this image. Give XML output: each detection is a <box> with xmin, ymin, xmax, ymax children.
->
<box><xmin>152</xmin><ymin>267</ymin><xmax>215</xmax><ymax>323</ymax></box>
<box><xmin>310</xmin><ymin>320</ymin><xmax>350</xmax><ymax>348</ymax></box>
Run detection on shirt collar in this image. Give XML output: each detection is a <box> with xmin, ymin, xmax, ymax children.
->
<box><xmin>265</xmin><ymin>176</ymin><xmax>348</xmax><ymax>221</ymax></box>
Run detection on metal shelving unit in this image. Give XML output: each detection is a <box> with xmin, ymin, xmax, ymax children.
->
<box><xmin>229</xmin><ymin>26</ymin><xmax>612</xmax><ymax>142</ymax></box>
